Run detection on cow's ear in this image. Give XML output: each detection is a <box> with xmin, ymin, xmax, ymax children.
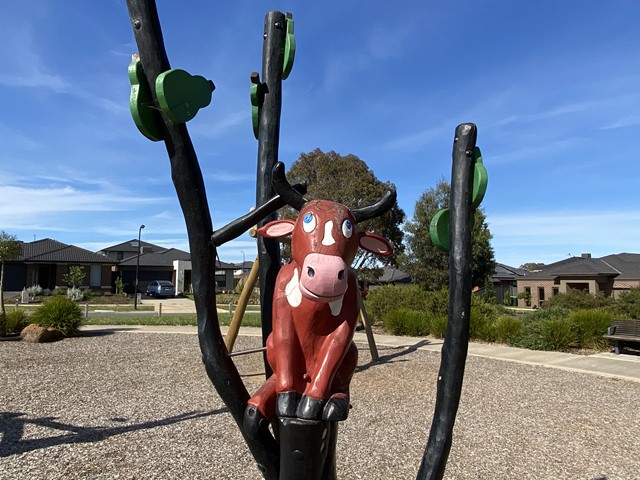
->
<box><xmin>359</xmin><ymin>232</ymin><xmax>393</xmax><ymax>256</ymax></box>
<box><xmin>258</xmin><ymin>219</ymin><xmax>296</xmax><ymax>238</ymax></box>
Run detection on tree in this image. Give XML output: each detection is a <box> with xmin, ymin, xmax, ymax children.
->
<box><xmin>284</xmin><ymin>149</ymin><xmax>405</xmax><ymax>280</ymax></box>
<box><xmin>62</xmin><ymin>265</ymin><xmax>86</xmax><ymax>288</ymax></box>
<box><xmin>520</xmin><ymin>262</ymin><xmax>545</xmax><ymax>271</ymax></box>
<box><xmin>0</xmin><ymin>231</ymin><xmax>23</xmax><ymax>335</ymax></box>
<box><xmin>403</xmin><ymin>179</ymin><xmax>496</xmax><ymax>290</ymax></box>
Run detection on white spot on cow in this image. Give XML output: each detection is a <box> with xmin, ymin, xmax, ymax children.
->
<box><xmin>285</xmin><ymin>268</ymin><xmax>302</xmax><ymax>307</ymax></box>
<box><xmin>329</xmin><ymin>296</ymin><xmax>344</xmax><ymax>316</ymax></box>
<box><xmin>322</xmin><ymin>221</ymin><xmax>335</xmax><ymax>246</ymax></box>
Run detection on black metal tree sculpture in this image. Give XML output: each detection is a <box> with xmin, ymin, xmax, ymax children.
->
<box><xmin>125</xmin><ymin>1</ymin><xmax>482</xmax><ymax>477</ymax></box>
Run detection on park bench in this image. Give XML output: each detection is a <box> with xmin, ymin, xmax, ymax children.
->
<box><xmin>603</xmin><ymin>319</ymin><xmax>640</xmax><ymax>354</ymax></box>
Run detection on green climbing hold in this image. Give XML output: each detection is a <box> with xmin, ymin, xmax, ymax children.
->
<box><xmin>282</xmin><ymin>14</ymin><xmax>296</xmax><ymax>80</ymax></box>
<box><xmin>250</xmin><ymin>72</ymin><xmax>263</xmax><ymax>139</ymax></box>
<box><xmin>472</xmin><ymin>146</ymin><xmax>488</xmax><ymax>209</ymax></box>
<box><xmin>128</xmin><ymin>57</ymin><xmax>163</xmax><ymax>141</ymax></box>
<box><xmin>155</xmin><ymin>69</ymin><xmax>215</xmax><ymax>124</ymax></box>
<box><xmin>430</xmin><ymin>146</ymin><xmax>488</xmax><ymax>251</ymax></box>
<box><xmin>430</xmin><ymin>208</ymin><xmax>450</xmax><ymax>252</ymax></box>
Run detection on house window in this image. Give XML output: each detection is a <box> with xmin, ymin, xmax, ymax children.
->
<box><xmin>552</xmin><ymin>287</ymin><xmax>559</xmax><ymax>296</ymax></box>
<box><xmin>524</xmin><ymin>286</ymin><xmax>531</xmax><ymax>306</ymax></box>
<box><xmin>538</xmin><ymin>287</ymin><xmax>545</xmax><ymax>306</ymax></box>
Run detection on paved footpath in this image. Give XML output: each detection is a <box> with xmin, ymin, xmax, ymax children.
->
<box><xmin>81</xmin><ymin>324</ymin><xmax>640</xmax><ymax>383</ymax></box>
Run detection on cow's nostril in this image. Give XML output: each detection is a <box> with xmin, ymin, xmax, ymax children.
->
<box><xmin>338</xmin><ymin>270</ymin><xmax>345</xmax><ymax>280</ymax></box>
<box><xmin>307</xmin><ymin>267</ymin><xmax>315</xmax><ymax>278</ymax></box>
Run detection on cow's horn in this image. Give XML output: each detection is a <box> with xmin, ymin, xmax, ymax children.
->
<box><xmin>351</xmin><ymin>189</ymin><xmax>396</xmax><ymax>223</ymax></box>
<box><xmin>272</xmin><ymin>161</ymin><xmax>308</xmax><ymax>211</ymax></box>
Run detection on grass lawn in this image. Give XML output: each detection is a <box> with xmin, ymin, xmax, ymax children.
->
<box><xmin>82</xmin><ymin>312</ymin><xmax>262</xmax><ymax>328</ymax></box>
<box><xmin>13</xmin><ymin>304</ymin><xmax>155</xmax><ymax>313</ymax></box>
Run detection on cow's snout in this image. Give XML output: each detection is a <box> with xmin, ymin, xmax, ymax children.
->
<box><xmin>299</xmin><ymin>253</ymin><xmax>349</xmax><ymax>303</ymax></box>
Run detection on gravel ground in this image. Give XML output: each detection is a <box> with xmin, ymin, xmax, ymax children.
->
<box><xmin>1</xmin><ymin>331</ymin><xmax>639</xmax><ymax>479</ymax></box>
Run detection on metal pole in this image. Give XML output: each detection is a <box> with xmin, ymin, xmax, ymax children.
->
<box><xmin>125</xmin><ymin>3</ymin><xmax>280</xmax><ymax>477</ymax></box>
<box><xmin>256</xmin><ymin>10</ymin><xmax>287</xmax><ymax>378</ymax></box>
<box><xmin>417</xmin><ymin>123</ymin><xmax>477</xmax><ymax>480</ymax></box>
<box><xmin>134</xmin><ymin>224</ymin><xmax>145</xmax><ymax>310</ymax></box>
<box><xmin>226</xmin><ymin>257</ymin><xmax>260</xmax><ymax>352</ymax></box>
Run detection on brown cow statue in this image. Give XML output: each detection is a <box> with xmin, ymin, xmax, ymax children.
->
<box><xmin>244</xmin><ymin>162</ymin><xmax>395</xmax><ymax>437</ymax></box>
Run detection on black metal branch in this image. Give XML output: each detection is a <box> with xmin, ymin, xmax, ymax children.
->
<box><xmin>255</xmin><ymin>11</ymin><xmax>288</xmax><ymax>378</ymax></box>
<box><xmin>417</xmin><ymin>123</ymin><xmax>477</xmax><ymax>480</ymax></box>
<box><xmin>271</xmin><ymin>161</ymin><xmax>308</xmax><ymax>211</ymax></box>
<box><xmin>212</xmin><ymin>183</ymin><xmax>307</xmax><ymax>247</ymax></box>
<box><xmin>125</xmin><ymin>1</ymin><xmax>279</xmax><ymax>477</ymax></box>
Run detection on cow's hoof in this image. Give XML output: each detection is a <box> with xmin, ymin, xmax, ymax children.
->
<box><xmin>296</xmin><ymin>395</ymin><xmax>324</xmax><ymax>420</ymax></box>
<box><xmin>276</xmin><ymin>391</ymin><xmax>301</xmax><ymax>418</ymax></box>
<box><xmin>323</xmin><ymin>397</ymin><xmax>349</xmax><ymax>421</ymax></box>
<box><xmin>244</xmin><ymin>405</ymin><xmax>267</xmax><ymax>440</ymax></box>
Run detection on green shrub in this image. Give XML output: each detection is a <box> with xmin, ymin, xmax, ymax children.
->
<box><xmin>365</xmin><ymin>285</ymin><xmax>432</xmax><ymax>322</ymax></box>
<box><xmin>422</xmin><ymin>288</ymin><xmax>450</xmax><ymax>317</ymax></box>
<box><xmin>613</xmin><ymin>287</ymin><xmax>640</xmax><ymax>319</ymax></box>
<box><xmin>31</xmin><ymin>297</ymin><xmax>83</xmax><ymax>336</ymax></box>
<box><xmin>6</xmin><ymin>309</ymin><xmax>30</xmax><ymax>334</ymax></box>
<box><xmin>382</xmin><ymin>308</ymin><xmax>430</xmax><ymax>336</ymax></box>
<box><xmin>524</xmin><ymin>305</ymin><xmax>571</xmax><ymax>322</ymax></box>
<box><xmin>542</xmin><ymin>289</ymin><xmax>614</xmax><ymax>311</ymax></box>
<box><xmin>538</xmin><ymin>317</ymin><xmax>576</xmax><ymax>351</ymax></box>
<box><xmin>472</xmin><ymin>295</ymin><xmax>502</xmax><ymax>318</ymax></box>
<box><xmin>216</xmin><ymin>292</ymin><xmax>260</xmax><ymax>305</ymax></box>
<box><xmin>569</xmin><ymin>309</ymin><xmax>612</xmax><ymax>349</ymax></box>
<box><xmin>469</xmin><ymin>309</ymin><xmax>495</xmax><ymax>342</ymax></box>
<box><xmin>510</xmin><ymin>307</ymin><xmax>571</xmax><ymax>350</ymax></box>
<box><xmin>493</xmin><ymin>315</ymin><xmax>524</xmax><ymax>344</ymax></box>
<box><xmin>429</xmin><ymin>314</ymin><xmax>448</xmax><ymax>338</ymax></box>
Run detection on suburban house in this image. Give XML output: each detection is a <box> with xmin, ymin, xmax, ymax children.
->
<box><xmin>491</xmin><ymin>263</ymin><xmax>528</xmax><ymax>306</ymax></box>
<box><xmin>516</xmin><ymin>253</ymin><xmax>640</xmax><ymax>308</ymax></box>
<box><xmin>3</xmin><ymin>238</ymin><xmax>115</xmax><ymax>292</ymax></box>
<box><xmin>98</xmin><ymin>240</ymin><xmax>237</xmax><ymax>294</ymax></box>
<box><xmin>377</xmin><ymin>267</ymin><xmax>412</xmax><ymax>285</ymax></box>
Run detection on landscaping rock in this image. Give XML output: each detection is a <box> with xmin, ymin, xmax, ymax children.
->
<box><xmin>20</xmin><ymin>324</ymin><xmax>64</xmax><ymax>343</ymax></box>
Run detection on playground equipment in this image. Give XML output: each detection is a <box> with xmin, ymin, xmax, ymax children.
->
<box><xmin>125</xmin><ymin>2</ymin><xmax>485</xmax><ymax>478</ymax></box>
<box><xmin>243</xmin><ymin>162</ymin><xmax>394</xmax><ymax>477</ymax></box>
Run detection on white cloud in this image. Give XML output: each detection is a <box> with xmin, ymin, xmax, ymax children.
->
<box><xmin>189</xmin><ymin>109</ymin><xmax>249</xmax><ymax>139</ymax></box>
<box><xmin>206</xmin><ymin>171</ymin><xmax>256</xmax><ymax>183</ymax></box>
<box><xmin>382</xmin><ymin>125</ymin><xmax>448</xmax><ymax>153</ymax></box>
<box><xmin>0</xmin><ymin>184</ymin><xmax>169</xmax><ymax>221</ymax></box>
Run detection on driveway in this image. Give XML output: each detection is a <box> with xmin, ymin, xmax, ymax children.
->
<box><xmin>137</xmin><ymin>295</ymin><xmax>196</xmax><ymax>313</ymax></box>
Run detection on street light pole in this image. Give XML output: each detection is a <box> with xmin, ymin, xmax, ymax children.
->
<box><xmin>240</xmin><ymin>250</ymin><xmax>245</xmax><ymax>272</ymax></box>
<box><xmin>134</xmin><ymin>224</ymin><xmax>145</xmax><ymax>310</ymax></box>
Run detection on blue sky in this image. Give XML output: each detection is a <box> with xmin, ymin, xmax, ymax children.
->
<box><xmin>1</xmin><ymin>0</ymin><xmax>639</xmax><ymax>268</ymax></box>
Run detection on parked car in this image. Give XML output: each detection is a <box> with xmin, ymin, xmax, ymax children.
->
<box><xmin>146</xmin><ymin>280</ymin><xmax>175</xmax><ymax>298</ymax></box>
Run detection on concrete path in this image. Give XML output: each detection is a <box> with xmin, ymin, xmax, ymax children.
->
<box><xmin>80</xmin><ymin>324</ymin><xmax>640</xmax><ymax>383</ymax></box>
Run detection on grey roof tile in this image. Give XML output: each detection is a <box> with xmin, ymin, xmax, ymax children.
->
<box><xmin>19</xmin><ymin>238</ymin><xmax>114</xmax><ymax>264</ymax></box>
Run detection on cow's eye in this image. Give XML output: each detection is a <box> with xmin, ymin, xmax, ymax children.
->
<box><xmin>302</xmin><ymin>213</ymin><xmax>316</xmax><ymax>232</ymax></box>
<box><xmin>342</xmin><ymin>219</ymin><xmax>353</xmax><ymax>238</ymax></box>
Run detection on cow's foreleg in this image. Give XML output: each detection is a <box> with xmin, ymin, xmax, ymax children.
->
<box><xmin>297</xmin><ymin>320</ymin><xmax>355</xmax><ymax>420</ymax></box>
<box><xmin>323</xmin><ymin>341</ymin><xmax>357</xmax><ymax>421</ymax></box>
<box><xmin>245</xmin><ymin>375</ymin><xmax>276</xmax><ymax>440</ymax></box>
